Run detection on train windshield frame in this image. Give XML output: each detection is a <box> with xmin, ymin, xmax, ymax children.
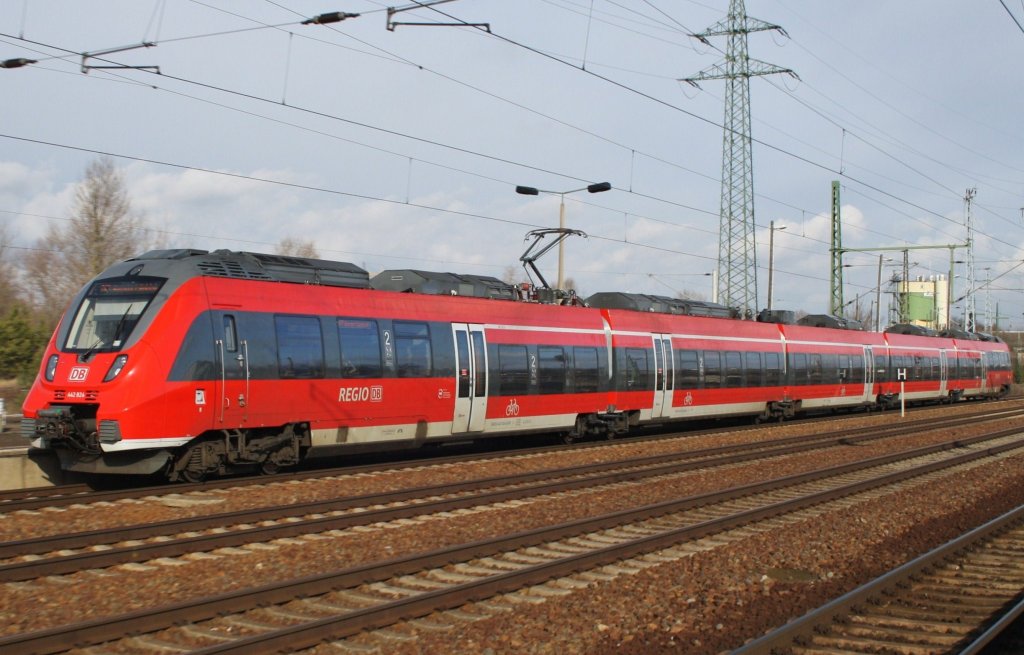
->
<box><xmin>63</xmin><ymin>276</ymin><xmax>165</xmax><ymax>353</ymax></box>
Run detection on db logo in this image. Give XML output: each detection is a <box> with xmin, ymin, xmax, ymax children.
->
<box><xmin>683</xmin><ymin>392</ymin><xmax>694</xmax><ymax>406</ymax></box>
<box><xmin>505</xmin><ymin>398</ymin><xmax>520</xmax><ymax>416</ymax></box>
<box><xmin>69</xmin><ymin>367</ymin><xmax>89</xmax><ymax>382</ymax></box>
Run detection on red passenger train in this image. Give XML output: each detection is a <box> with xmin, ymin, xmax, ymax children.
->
<box><xmin>21</xmin><ymin>249</ymin><xmax>1013</xmax><ymax>481</ymax></box>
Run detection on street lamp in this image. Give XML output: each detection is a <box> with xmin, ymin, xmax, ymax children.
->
<box><xmin>516</xmin><ymin>181</ymin><xmax>612</xmax><ymax>290</ymax></box>
<box><xmin>767</xmin><ymin>221</ymin><xmax>786</xmax><ymax>311</ymax></box>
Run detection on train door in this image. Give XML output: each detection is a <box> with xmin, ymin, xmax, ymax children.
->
<box><xmin>939</xmin><ymin>350</ymin><xmax>948</xmax><ymax>396</ymax></box>
<box><xmin>215</xmin><ymin>313</ymin><xmax>249</xmax><ymax>426</ymax></box>
<box><xmin>653</xmin><ymin>335</ymin><xmax>674</xmax><ymax>418</ymax></box>
<box><xmin>979</xmin><ymin>351</ymin><xmax>989</xmax><ymax>394</ymax></box>
<box><xmin>863</xmin><ymin>346</ymin><xmax>874</xmax><ymax>402</ymax></box>
<box><xmin>452</xmin><ymin>324</ymin><xmax>488</xmax><ymax>433</ymax></box>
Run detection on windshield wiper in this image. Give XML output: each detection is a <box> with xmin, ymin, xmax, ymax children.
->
<box><xmin>110</xmin><ymin>304</ymin><xmax>135</xmax><ymax>346</ymax></box>
<box><xmin>79</xmin><ymin>304</ymin><xmax>135</xmax><ymax>363</ymax></box>
<box><xmin>80</xmin><ymin>338</ymin><xmax>103</xmax><ymax>363</ymax></box>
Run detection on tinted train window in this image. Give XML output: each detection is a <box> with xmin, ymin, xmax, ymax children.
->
<box><xmin>275</xmin><ymin>315</ymin><xmax>324</xmax><ymax>379</ymax></box>
<box><xmin>745</xmin><ymin>352</ymin><xmax>762</xmax><ymax>387</ymax></box>
<box><xmin>223</xmin><ymin>315</ymin><xmax>237</xmax><ymax>353</ymax></box>
<box><xmin>790</xmin><ymin>353</ymin><xmax>808</xmax><ymax>385</ymax></box>
<box><xmin>765</xmin><ymin>352</ymin><xmax>782</xmax><ymax>386</ymax></box>
<box><xmin>573</xmin><ymin>347</ymin><xmax>600</xmax><ymax>393</ymax></box>
<box><xmin>338</xmin><ymin>318</ymin><xmax>382</xmax><ymax>378</ymax></box>
<box><xmin>875</xmin><ymin>354</ymin><xmax>888</xmax><ymax>382</ymax></box>
<box><xmin>808</xmin><ymin>354</ymin><xmax>823</xmax><ymax>385</ymax></box>
<box><xmin>704</xmin><ymin>351</ymin><xmax>722</xmax><ymax>388</ymax></box>
<box><xmin>394</xmin><ymin>321</ymin><xmax>432</xmax><ymax>378</ymax></box>
<box><xmin>724</xmin><ymin>351</ymin><xmax>742</xmax><ymax>388</ymax></box>
<box><xmin>538</xmin><ymin>346</ymin><xmax>566</xmax><ymax>394</ymax></box>
<box><xmin>850</xmin><ymin>355</ymin><xmax>864</xmax><ymax>383</ymax></box>
<box><xmin>821</xmin><ymin>354</ymin><xmax>838</xmax><ymax>384</ymax></box>
<box><xmin>622</xmin><ymin>348</ymin><xmax>650</xmax><ymax>390</ymax></box>
<box><xmin>498</xmin><ymin>345</ymin><xmax>529</xmax><ymax>395</ymax></box>
<box><xmin>677</xmin><ymin>350</ymin><xmax>700</xmax><ymax>389</ymax></box>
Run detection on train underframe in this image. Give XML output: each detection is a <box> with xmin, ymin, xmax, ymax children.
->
<box><xmin>167</xmin><ymin>425</ymin><xmax>311</xmax><ymax>482</ymax></box>
<box><xmin>29</xmin><ymin>404</ymin><xmax>311</xmax><ymax>481</ymax></box>
<box><xmin>29</xmin><ymin>383</ymin><xmax>1012</xmax><ymax>481</ymax></box>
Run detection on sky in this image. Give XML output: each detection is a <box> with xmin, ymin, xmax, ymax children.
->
<box><xmin>2</xmin><ymin>1</ymin><xmax>1024</xmax><ymax>331</ymax></box>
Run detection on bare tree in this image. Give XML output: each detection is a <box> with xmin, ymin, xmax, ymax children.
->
<box><xmin>502</xmin><ymin>264</ymin><xmax>526</xmax><ymax>285</ymax></box>
<box><xmin>275</xmin><ymin>238</ymin><xmax>319</xmax><ymax>259</ymax></box>
<box><xmin>24</xmin><ymin>157</ymin><xmax>149</xmax><ymax>325</ymax></box>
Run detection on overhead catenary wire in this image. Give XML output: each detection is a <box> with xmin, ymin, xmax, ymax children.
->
<box><xmin>5</xmin><ymin>5</ymin><xmax>1007</xmax><ymax>254</ymax></box>
<box><xmin>3</xmin><ymin>3</ymin><xmax>1021</xmax><ymax>309</ymax></box>
<box><xmin>0</xmin><ymin>131</ymin><xmax>865</xmax><ymax>293</ymax></box>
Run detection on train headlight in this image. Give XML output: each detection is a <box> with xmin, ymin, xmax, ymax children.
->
<box><xmin>103</xmin><ymin>355</ymin><xmax>129</xmax><ymax>382</ymax></box>
<box><xmin>44</xmin><ymin>354</ymin><xmax>59</xmax><ymax>382</ymax></box>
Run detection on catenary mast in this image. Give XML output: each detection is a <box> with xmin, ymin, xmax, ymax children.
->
<box><xmin>683</xmin><ymin>0</ymin><xmax>794</xmax><ymax>317</ymax></box>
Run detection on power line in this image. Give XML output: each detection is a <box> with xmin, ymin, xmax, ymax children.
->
<box><xmin>4</xmin><ymin>8</ymin><xmax>1021</xmax><ymax>305</ymax></box>
<box><xmin>999</xmin><ymin>0</ymin><xmax>1024</xmax><ymax>35</ymax></box>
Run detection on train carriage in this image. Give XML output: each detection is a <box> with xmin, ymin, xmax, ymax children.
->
<box><xmin>778</xmin><ymin>324</ymin><xmax>883</xmax><ymax>413</ymax></box>
<box><xmin>594</xmin><ymin>304</ymin><xmax>787</xmax><ymax>423</ymax></box>
<box><xmin>878</xmin><ymin>331</ymin><xmax>949</xmax><ymax>405</ymax></box>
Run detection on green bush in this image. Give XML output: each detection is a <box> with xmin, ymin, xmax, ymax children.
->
<box><xmin>0</xmin><ymin>306</ymin><xmax>48</xmax><ymax>384</ymax></box>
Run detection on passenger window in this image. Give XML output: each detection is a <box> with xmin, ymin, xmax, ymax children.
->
<box><xmin>393</xmin><ymin>321</ymin><xmax>432</xmax><ymax>378</ymax></box>
<box><xmin>677</xmin><ymin>350</ymin><xmax>700</xmax><ymax>389</ymax></box>
<box><xmin>745</xmin><ymin>352</ymin><xmax>762</xmax><ymax>387</ymax></box>
<box><xmin>725</xmin><ymin>351</ymin><xmax>742</xmax><ymax>388</ymax></box>
<box><xmin>622</xmin><ymin>348</ymin><xmax>650</xmax><ymax>390</ymax></box>
<box><xmin>338</xmin><ymin>318</ymin><xmax>382</xmax><ymax>378</ymax></box>
<box><xmin>498</xmin><ymin>345</ymin><xmax>529</xmax><ymax>395</ymax></box>
<box><xmin>704</xmin><ymin>351</ymin><xmax>722</xmax><ymax>388</ymax></box>
<box><xmin>573</xmin><ymin>347</ymin><xmax>600</xmax><ymax>393</ymax></box>
<box><xmin>765</xmin><ymin>352</ymin><xmax>782</xmax><ymax>386</ymax></box>
<box><xmin>275</xmin><ymin>315</ymin><xmax>324</xmax><ymax>379</ymax></box>
<box><xmin>790</xmin><ymin>353</ymin><xmax>808</xmax><ymax>385</ymax></box>
<box><xmin>538</xmin><ymin>346</ymin><xmax>566</xmax><ymax>395</ymax></box>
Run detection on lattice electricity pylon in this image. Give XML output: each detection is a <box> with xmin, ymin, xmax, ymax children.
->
<box><xmin>683</xmin><ymin>0</ymin><xmax>795</xmax><ymax>317</ymax></box>
<box><xmin>964</xmin><ymin>187</ymin><xmax>977</xmax><ymax>332</ymax></box>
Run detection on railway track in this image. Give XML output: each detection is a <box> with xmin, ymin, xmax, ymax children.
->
<box><xmin>3</xmin><ymin>399</ymin><xmax>1015</xmax><ymax>510</ymax></box>
<box><xmin>3</xmin><ymin>425</ymin><xmax>1024</xmax><ymax>654</ymax></box>
<box><xmin>3</xmin><ymin>402</ymin><xmax>1019</xmax><ymax>514</ymax></box>
<box><xmin>734</xmin><ymin>503</ymin><xmax>1024</xmax><ymax>654</ymax></box>
<box><xmin>3</xmin><ymin>408</ymin><xmax>1022</xmax><ymax>582</ymax></box>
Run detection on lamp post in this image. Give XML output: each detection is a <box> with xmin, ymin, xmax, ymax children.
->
<box><xmin>516</xmin><ymin>182</ymin><xmax>611</xmax><ymax>290</ymax></box>
<box><xmin>767</xmin><ymin>221</ymin><xmax>786</xmax><ymax>311</ymax></box>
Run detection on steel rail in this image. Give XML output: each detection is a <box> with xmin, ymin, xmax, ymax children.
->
<box><xmin>3</xmin><ymin>402</ymin><xmax>1017</xmax><ymax>514</ymax></box>
<box><xmin>3</xmin><ymin>401</ymin><xmax>1016</xmax><ymax>510</ymax></box>
<box><xmin>3</xmin><ymin>428</ymin><xmax>1023</xmax><ymax>655</ymax></box>
<box><xmin>2</xmin><ymin>410</ymin><xmax>1018</xmax><ymax>579</ymax></box>
<box><xmin>133</xmin><ymin>435</ymin><xmax>1024</xmax><ymax>655</ymax></box>
<box><xmin>733</xmin><ymin>503</ymin><xmax>1024</xmax><ymax>654</ymax></box>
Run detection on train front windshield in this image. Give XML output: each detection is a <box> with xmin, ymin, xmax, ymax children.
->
<box><xmin>64</xmin><ymin>277</ymin><xmax>165</xmax><ymax>353</ymax></box>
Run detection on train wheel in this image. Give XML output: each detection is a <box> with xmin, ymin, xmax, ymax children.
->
<box><xmin>180</xmin><ymin>468</ymin><xmax>207</xmax><ymax>483</ymax></box>
<box><xmin>260</xmin><ymin>459</ymin><xmax>280</xmax><ymax>476</ymax></box>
